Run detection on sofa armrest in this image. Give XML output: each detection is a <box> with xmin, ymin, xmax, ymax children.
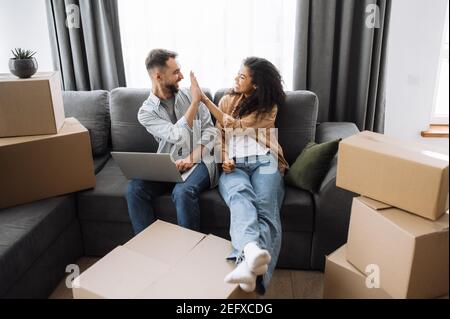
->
<box><xmin>315</xmin><ymin>122</ymin><xmax>359</xmax><ymax>143</ymax></box>
<box><xmin>310</xmin><ymin>122</ymin><xmax>359</xmax><ymax>269</ymax></box>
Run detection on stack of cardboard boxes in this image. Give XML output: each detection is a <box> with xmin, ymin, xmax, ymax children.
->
<box><xmin>0</xmin><ymin>72</ymin><xmax>95</xmax><ymax>209</ymax></box>
<box><xmin>324</xmin><ymin>131</ymin><xmax>449</xmax><ymax>299</ymax></box>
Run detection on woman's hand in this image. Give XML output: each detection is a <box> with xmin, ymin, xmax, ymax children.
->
<box><xmin>222</xmin><ymin>158</ymin><xmax>236</xmax><ymax>174</ymax></box>
<box><xmin>190</xmin><ymin>71</ymin><xmax>207</xmax><ymax>104</ymax></box>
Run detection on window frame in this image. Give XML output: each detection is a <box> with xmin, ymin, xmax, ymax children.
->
<box><xmin>430</xmin><ymin>2</ymin><xmax>449</xmax><ymax>125</ymax></box>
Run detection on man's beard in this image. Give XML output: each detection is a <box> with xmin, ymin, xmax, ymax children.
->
<box><xmin>165</xmin><ymin>83</ymin><xmax>179</xmax><ymax>95</ymax></box>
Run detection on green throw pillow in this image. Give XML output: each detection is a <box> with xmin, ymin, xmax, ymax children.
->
<box><xmin>285</xmin><ymin>139</ymin><xmax>341</xmax><ymax>193</ymax></box>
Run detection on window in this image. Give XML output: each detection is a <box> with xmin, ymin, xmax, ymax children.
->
<box><xmin>117</xmin><ymin>0</ymin><xmax>297</xmax><ymax>93</ymax></box>
<box><xmin>431</xmin><ymin>3</ymin><xmax>449</xmax><ymax>124</ymax></box>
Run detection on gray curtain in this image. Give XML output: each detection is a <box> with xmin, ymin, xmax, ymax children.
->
<box><xmin>46</xmin><ymin>0</ymin><xmax>126</xmax><ymax>91</ymax></box>
<box><xmin>293</xmin><ymin>0</ymin><xmax>391</xmax><ymax>132</ymax></box>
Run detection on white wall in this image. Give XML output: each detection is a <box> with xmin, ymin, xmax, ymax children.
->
<box><xmin>386</xmin><ymin>0</ymin><xmax>449</xmax><ymax>152</ymax></box>
<box><xmin>0</xmin><ymin>0</ymin><xmax>54</xmax><ymax>73</ymax></box>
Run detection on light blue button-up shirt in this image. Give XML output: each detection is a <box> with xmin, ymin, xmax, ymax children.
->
<box><xmin>137</xmin><ymin>88</ymin><xmax>219</xmax><ymax>188</ymax></box>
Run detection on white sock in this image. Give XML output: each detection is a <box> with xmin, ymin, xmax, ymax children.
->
<box><xmin>252</xmin><ymin>264</ymin><xmax>268</xmax><ymax>276</ymax></box>
<box><xmin>239</xmin><ymin>281</ymin><xmax>256</xmax><ymax>293</ymax></box>
<box><xmin>244</xmin><ymin>242</ymin><xmax>271</xmax><ymax>271</ymax></box>
<box><xmin>224</xmin><ymin>261</ymin><xmax>257</xmax><ymax>285</ymax></box>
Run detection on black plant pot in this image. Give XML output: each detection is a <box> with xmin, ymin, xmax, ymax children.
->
<box><xmin>9</xmin><ymin>58</ymin><xmax>38</xmax><ymax>78</ymax></box>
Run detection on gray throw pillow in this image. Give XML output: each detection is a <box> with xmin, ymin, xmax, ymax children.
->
<box><xmin>63</xmin><ymin>90</ymin><xmax>110</xmax><ymax>156</ymax></box>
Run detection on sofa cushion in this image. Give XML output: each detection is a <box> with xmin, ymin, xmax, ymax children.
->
<box><xmin>110</xmin><ymin>88</ymin><xmax>213</xmax><ymax>153</ymax></box>
<box><xmin>110</xmin><ymin>88</ymin><xmax>157</xmax><ymax>153</ymax></box>
<box><xmin>80</xmin><ymin>220</ymin><xmax>134</xmax><ymax>257</ymax></box>
<box><xmin>281</xmin><ymin>186</ymin><xmax>315</xmax><ymax>232</ymax></box>
<box><xmin>0</xmin><ymin>195</ymin><xmax>76</xmax><ymax>296</ymax></box>
<box><xmin>77</xmin><ymin>158</ymin><xmax>129</xmax><ymax>223</ymax></box>
<box><xmin>277</xmin><ymin>91</ymin><xmax>318</xmax><ymax>165</ymax></box>
<box><xmin>214</xmin><ymin>89</ymin><xmax>319</xmax><ymax>165</ymax></box>
<box><xmin>62</xmin><ymin>90</ymin><xmax>110</xmax><ymax>156</ymax></box>
<box><xmin>285</xmin><ymin>139</ymin><xmax>341</xmax><ymax>193</ymax></box>
<box><xmin>77</xmin><ymin>158</ymin><xmax>314</xmax><ymax>232</ymax></box>
<box><xmin>3</xmin><ymin>220</ymin><xmax>83</xmax><ymax>298</ymax></box>
<box><xmin>198</xmin><ymin>186</ymin><xmax>314</xmax><ymax>232</ymax></box>
<box><xmin>93</xmin><ymin>153</ymin><xmax>111</xmax><ymax>174</ymax></box>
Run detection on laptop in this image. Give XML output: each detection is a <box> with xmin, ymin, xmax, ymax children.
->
<box><xmin>111</xmin><ymin>152</ymin><xmax>198</xmax><ymax>183</ymax></box>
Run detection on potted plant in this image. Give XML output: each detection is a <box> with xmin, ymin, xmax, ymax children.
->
<box><xmin>9</xmin><ymin>48</ymin><xmax>38</xmax><ymax>79</ymax></box>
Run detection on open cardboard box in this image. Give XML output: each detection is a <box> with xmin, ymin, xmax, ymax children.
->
<box><xmin>73</xmin><ymin>220</ymin><xmax>254</xmax><ymax>299</ymax></box>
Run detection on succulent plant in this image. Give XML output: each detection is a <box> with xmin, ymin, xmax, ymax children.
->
<box><xmin>11</xmin><ymin>48</ymin><xmax>37</xmax><ymax>60</ymax></box>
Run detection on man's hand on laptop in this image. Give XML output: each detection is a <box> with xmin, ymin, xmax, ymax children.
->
<box><xmin>175</xmin><ymin>157</ymin><xmax>194</xmax><ymax>172</ymax></box>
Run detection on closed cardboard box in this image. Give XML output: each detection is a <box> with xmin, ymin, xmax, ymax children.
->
<box><xmin>0</xmin><ymin>117</ymin><xmax>95</xmax><ymax>209</ymax></box>
<box><xmin>73</xmin><ymin>220</ymin><xmax>253</xmax><ymax>299</ymax></box>
<box><xmin>324</xmin><ymin>245</ymin><xmax>449</xmax><ymax>299</ymax></box>
<box><xmin>336</xmin><ymin>131</ymin><xmax>449</xmax><ymax>220</ymax></box>
<box><xmin>0</xmin><ymin>72</ymin><xmax>65</xmax><ymax>137</ymax></box>
<box><xmin>346</xmin><ymin>197</ymin><xmax>449</xmax><ymax>299</ymax></box>
<box><xmin>324</xmin><ymin>245</ymin><xmax>392</xmax><ymax>299</ymax></box>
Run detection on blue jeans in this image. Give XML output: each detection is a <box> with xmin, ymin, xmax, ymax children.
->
<box><xmin>125</xmin><ymin>162</ymin><xmax>210</xmax><ymax>234</ymax></box>
<box><xmin>218</xmin><ymin>154</ymin><xmax>285</xmax><ymax>295</ymax></box>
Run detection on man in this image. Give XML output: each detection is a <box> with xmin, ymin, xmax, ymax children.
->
<box><xmin>126</xmin><ymin>49</ymin><xmax>218</xmax><ymax>234</ymax></box>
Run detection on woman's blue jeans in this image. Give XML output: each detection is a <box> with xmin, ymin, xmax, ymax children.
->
<box><xmin>218</xmin><ymin>154</ymin><xmax>285</xmax><ymax>295</ymax></box>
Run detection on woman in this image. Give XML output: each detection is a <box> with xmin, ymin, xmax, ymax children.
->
<box><xmin>191</xmin><ymin>57</ymin><xmax>288</xmax><ymax>294</ymax></box>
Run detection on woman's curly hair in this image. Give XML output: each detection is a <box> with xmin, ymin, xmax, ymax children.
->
<box><xmin>231</xmin><ymin>57</ymin><xmax>286</xmax><ymax>118</ymax></box>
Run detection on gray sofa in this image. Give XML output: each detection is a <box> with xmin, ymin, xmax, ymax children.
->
<box><xmin>0</xmin><ymin>88</ymin><xmax>358</xmax><ymax>298</ymax></box>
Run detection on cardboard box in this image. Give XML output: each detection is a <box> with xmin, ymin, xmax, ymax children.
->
<box><xmin>324</xmin><ymin>245</ymin><xmax>392</xmax><ymax>299</ymax></box>
<box><xmin>346</xmin><ymin>197</ymin><xmax>449</xmax><ymax>299</ymax></box>
<box><xmin>336</xmin><ymin>131</ymin><xmax>449</xmax><ymax>220</ymax></box>
<box><xmin>0</xmin><ymin>117</ymin><xmax>95</xmax><ymax>209</ymax></box>
<box><xmin>324</xmin><ymin>245</ymin><xmax>449</xmax><ymax>299</ymax></box>
<box><xmin>0</xmin><ymin>72</ymin><xmax>65</xmax><ymax>137</ymax></box>
<box><xmin>73</xmin><ymin>220</ymin><xmax>254</xmax><ymax>299</ymax></box>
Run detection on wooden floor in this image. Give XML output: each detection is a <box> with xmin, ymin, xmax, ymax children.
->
<box><xmin>49</xmin><ymin>257</ymin><xmax>324</xmax><ymax>299</ymax></box>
